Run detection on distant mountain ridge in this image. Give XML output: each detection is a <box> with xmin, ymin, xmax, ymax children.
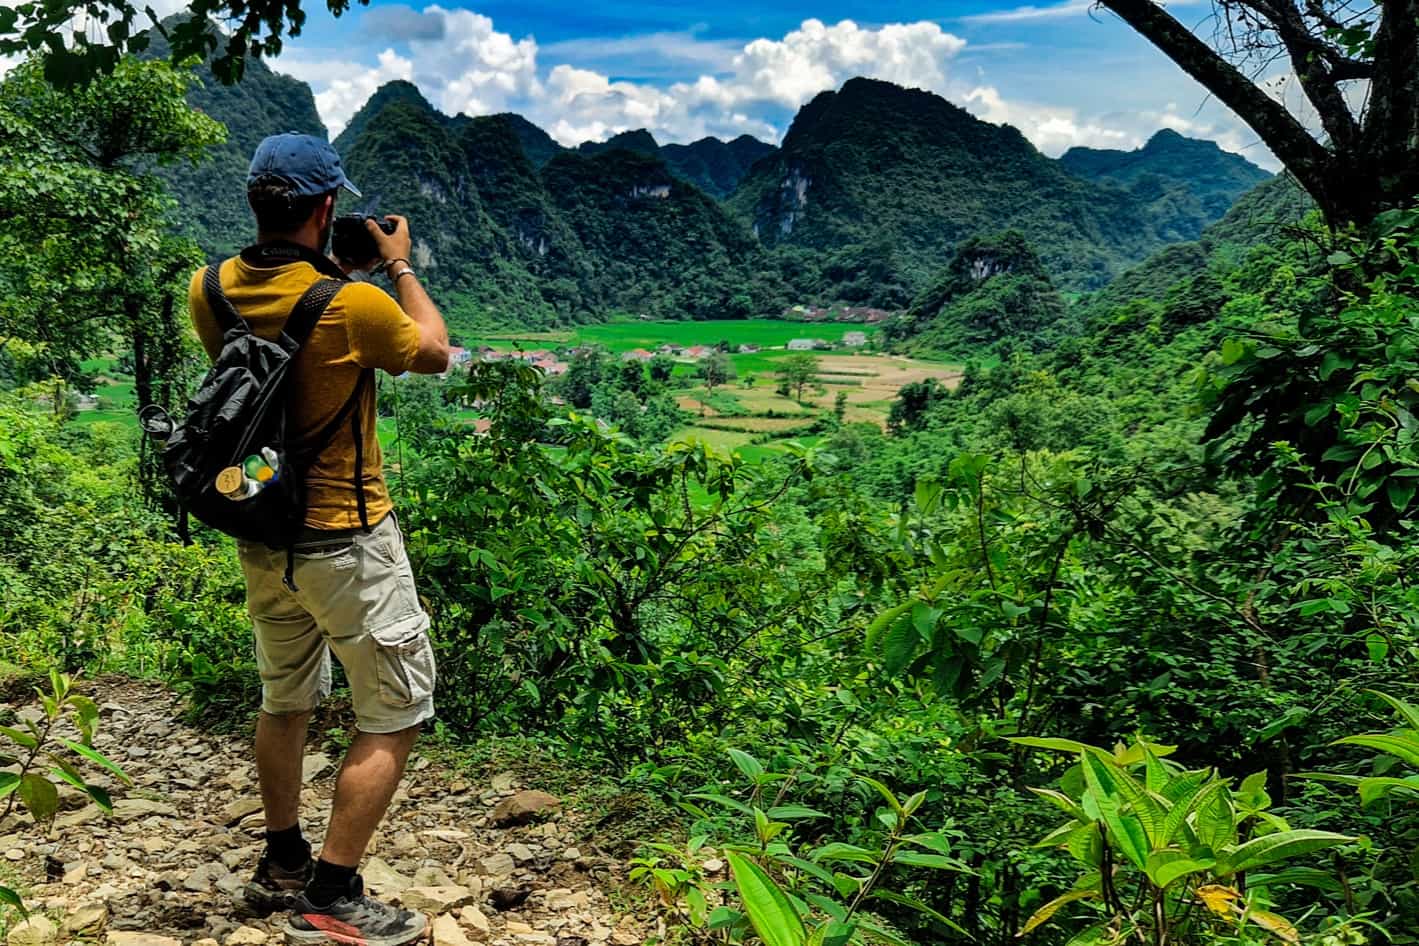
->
<box><xmin>726</xmin><ymin>77</ymin><xmax>1242</xmax><ymax>295</ymax></box>
<box><xmin>1060</xmin><ymin>129</ymin><xmax>1273</xmax><ymax>242</ymax></box>
<box><xmin>145</xmin><ymin>26</ymin><xmax>1276</xmax><ymax>327</ymax></box>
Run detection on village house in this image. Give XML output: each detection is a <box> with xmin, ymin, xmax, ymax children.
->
<box><xmin>842</xmin><ymin>331</ymin><xmax>868</xmax><ymax>347</ymax></box>
<box><xmin>622</xmin><ymin>348</ymin><xmax>655</xmax><ymax>362</ymax></box>
<box><xmin>738</xmin><ymin>344</ymin><xmax>760</xmax><ymax>354</ymax></box>
<box><xmin>683</xmin><ymin>345</ymin><xmax>713</xmax><ymax>359</ymax></box>
<box><xmin>787</xmin><ymin>338</ymin><xmax>826</xmax><ymax>351</ymax></box>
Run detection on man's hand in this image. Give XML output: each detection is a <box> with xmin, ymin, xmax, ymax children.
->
<box><xmin>367</xmin><ymin>214</ymin><xmax>413</xmax><ymax>264</ymax></box>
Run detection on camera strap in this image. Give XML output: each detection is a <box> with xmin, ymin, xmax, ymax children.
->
<box><xmin>240</xmin><ymin>240</ymin><xmax>349</xmax><ymax>281</ymax></box>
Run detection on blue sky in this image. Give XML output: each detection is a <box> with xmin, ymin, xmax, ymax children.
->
<box><xmin>260</xmin><ymin>0</ymin><xmax>1288</xmax><ymax>167</ymax></box>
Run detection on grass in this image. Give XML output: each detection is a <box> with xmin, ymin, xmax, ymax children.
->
<box><xmin>465</xmin><ymin>318</ymin><xmax>882</xmax><ymax>355</ymax></box>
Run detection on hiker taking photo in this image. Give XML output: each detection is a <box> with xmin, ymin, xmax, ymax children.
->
<box><xmin>185</xmin><ymin>132</ymin><xmax>450</xmax><ymax>946</ymax></box>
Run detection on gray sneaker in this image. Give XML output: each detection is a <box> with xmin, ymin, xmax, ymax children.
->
<box><xmin>284</xmin><ymin>875</ymin><xmax>429</xmax><ymax>946</ymax></box>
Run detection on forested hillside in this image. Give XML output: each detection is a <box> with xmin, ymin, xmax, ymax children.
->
<box><xmin>145</xmin><ymin>28</ymin><xmax>1264</xmax><ymax>327</ymax></box>
<box><xmin>726</xmin><ymin>78</ymin><xmax>1245</xmax><ymax>299</ymax></box>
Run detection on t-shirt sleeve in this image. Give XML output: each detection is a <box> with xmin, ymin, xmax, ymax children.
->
<box><xmin>188</xmin><ymin>267</ymin><xmax>224</xmax><ymax>362</ymax></box>
<box><xmin>342</xmin><ymin>282</ymin><xmax>423</xmax><ymax>374</ymax></box>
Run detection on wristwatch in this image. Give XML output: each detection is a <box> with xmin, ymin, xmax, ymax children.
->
<box><xmin>389</xmin><ymin>265</ymin><xmax>416</xmax><ymax>284</ymax></box>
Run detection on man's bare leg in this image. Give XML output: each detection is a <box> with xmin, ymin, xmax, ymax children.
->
<box><xmin>256</xmin><ymin>710</ymin><xmax>312</xmax><ymax>831</ymax></box>
<box><xmin>319</xmin><ymin>725</ymin><xmax>421</xmax><ymax>867</ymax></box>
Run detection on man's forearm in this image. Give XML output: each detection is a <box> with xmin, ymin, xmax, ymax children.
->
<box><xmin>394</xmin><ymin>273</ymin><xmax>448</xmax><ymax>347</ymax></box>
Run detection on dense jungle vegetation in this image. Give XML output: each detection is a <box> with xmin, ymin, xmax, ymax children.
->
<box><xmin>3</xmin><ymin>5</ymin><xmax>1419</xmax><ymax>945</ymax></box>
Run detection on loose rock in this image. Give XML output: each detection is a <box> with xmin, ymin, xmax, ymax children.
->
<box><xmin>459</xmin><ymin>905</ymin><xmax>491</xmax><ymax>936</ymax></box>
<box><xmin>476</xmin><ymin>853</ymin><xmax>515</xmax><ymax>878</ymax></box>
<box><xmin>6</xmin><ymin>916</ymin><xmax>57</xmax><ymax>946</ymax></box>
<box><xmin>106</xmin><ymin>934</ymin><xmax>182</xmax><ymax>946</ymax></box>
<box><xmin>302</xmin><ymin>753</ymin><xmax>334</xmax><ymax>783</ymax></box>
<box><xmin>363</xmin><ymin>856</ymin><xmax>414</xmax><ymax>895</ymax></box>
<box><xmin>431</xmin><ymin>914</ymin><xmax>472</xmax><ymax>946</ymax></box>
<box><xmin>490</xmin><ymin>791</ymin><xmax>561</xmax><ymax>827</ymax></box>
<box><xmin>62</xmin><ymin>904</ymin><xmax>109</xmax><ymax>936</ymax></box>
<box><xmin>223</xmin><ymin>927</ymin><xmax>268</xmax><ymax>946</ymax></box>
<box><xmin>399</xmin><ymin>885</ymin><xmax>476</xmax><ymax>913</ymax></box>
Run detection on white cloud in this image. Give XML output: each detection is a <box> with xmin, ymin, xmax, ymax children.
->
<box><xmin>960</xmin><ymin>1</ymin><xmax>1094</xmax><ymax>24</ymax></box>
<box><xmin>962</xmin><ymin>85</ymin><xmax>1134</xmax><ymax>153</ymax></box>
<box><xmin>282</xmin><ymin>13</ymin><xmax>969</xmax><ymax>147</ymax></box>
<box><xmin>272</xmin><ymin>7</ymin><xmax>1277</xmax><ymax>170</ymax></box>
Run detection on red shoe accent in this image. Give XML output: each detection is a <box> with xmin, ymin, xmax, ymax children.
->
<box><xmin>302</xmin><ymin>914</ymin><xmax>368</xmax><ymax>945</ymax></box>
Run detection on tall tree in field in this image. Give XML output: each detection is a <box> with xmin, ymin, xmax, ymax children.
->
<box><xmin>781</xmin><ymin>354</ymin><xmax>820</xmax><ymax>404</ymax></box>
<box><xmin>1096</xmin><ymin>0</ymin><xmax>1416</xmax><ymax>228</ymax></box>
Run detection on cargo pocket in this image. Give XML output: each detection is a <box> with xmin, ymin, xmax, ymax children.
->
<box><xmin>371</xmin><ymin>618</ymin><xmax>435</xmax><ymax>708</ymax></box>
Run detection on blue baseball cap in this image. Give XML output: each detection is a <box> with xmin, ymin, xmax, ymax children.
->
<box><xmin>247</xmin><ymin>132</ymin><xmax>362</xmax><ymax>198</ymax></box>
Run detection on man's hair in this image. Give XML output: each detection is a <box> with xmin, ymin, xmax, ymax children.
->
<box><xmin>247</xmin><ymin>179</ymin><xmax>336</xmax><ymax>234</ymax></box>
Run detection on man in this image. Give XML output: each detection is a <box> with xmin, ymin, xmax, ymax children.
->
<box><xmin>188</xmin><ymin>132</ymin><xmax>449</xmax><ymax>946</ymax></box>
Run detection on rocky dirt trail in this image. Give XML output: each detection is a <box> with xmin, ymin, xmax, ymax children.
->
<box><xmin>1</xmin><ymin>680</ymin><xmax>660</xmax><ymax>946</ymax></box>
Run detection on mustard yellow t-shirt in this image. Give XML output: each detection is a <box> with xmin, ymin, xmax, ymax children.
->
<box><xmin>187</xmin><ymin>253</ymin><xmax>422</xmax><ymax>530</ymax></box>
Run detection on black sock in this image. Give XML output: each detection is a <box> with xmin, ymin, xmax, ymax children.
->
<box><xmin>306</xmin><ymin>859</ymin><xmax>358</xmax><ymax>908</ymax></box>
<box><xmin>264</xmin><ymin>824</ymin><xmax>311</xmax><ymax>872</ymax></box>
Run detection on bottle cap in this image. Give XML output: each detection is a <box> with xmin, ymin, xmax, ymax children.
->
<box><xmin>243</xmin><ymin>455</ymin><xmax>264</xmax><ymax>477</ymax></box>
<box><xmin>255</xmin><ymin>466</ymin><xmax>274</xmax><ymax>483</ymax></box>
<box><xmin>216</xmin><ymin>467</ymin><xmax>246</xmax><ymax>497</ymax></box>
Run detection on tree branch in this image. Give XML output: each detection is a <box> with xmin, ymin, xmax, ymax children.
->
<box><xmin>1094</xmin><ymin>0</ymin><xmax>1342</xmax><ymax>220</ymax></box>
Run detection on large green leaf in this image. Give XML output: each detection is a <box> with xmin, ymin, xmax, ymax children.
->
<box><xmin>726</xmin><ymin>851</ymin><xmax>807</xmax><ymax>946</ymax></box>
<box><xmin>1333</xmin><ymin>733</ymin><xmax>1419</xmax><ymax>768</ymax></box>
<box><xmin>1159</xmin><ymin>779</ymin><xmax>1226</xmax><ymax>848</ymax></box>
<box><xmin>17</xmin><ymin>773</ymin><xmax>58</xmax><ymax>824</ymax></box>
<box><xmin>1144</xmin><ymin>851</ymin><xmax>1216</xmax><ymax>889</ymax></box>
<box><xmin>0</xmin><ymin>884</ymin><xmax>25</xmax><ymax>916</ymax></box>
<box><xmin>1216</xmin><ymin>830</ymin><xmax>1352</xmax><ymax>877</ymax></box>
<box><xmin>1366</xmin><ymin>690</ymin><xmax>1419</xmax><ymax>732</ymax></box>
<box><xmin>727</xmin><ymin>748</ymin><xmax>765</xmax><ymax>781</ymax></box>
<box><xmin>0</xmin><ymin>772</ymin><xmax>18</xmax><ymax>799</ymax></box>
<box><xmin>1358</xmin><ymin>775</ymin><xmax>1419</xmax><ymax>806</ymax></box>
<box><xmin>1021</xmin><ymin>888</ymin><xmax>1098</xmax><ymax>934</ymax></box>
<box><xmin>1079</xmin><ymin>752</ymin><xmax>1148</xmax><ymax>870</ymax></box>
<box><xmin>1008</xmin><ymin>736</ymin><xmax>1091</xmax><ymax>754</ymax></box>
<box><xmin>767</xmin><ymin>805</ymin><xmax>830</xmax><ymax>821</ymax></box>
<box><xmin>59</xmin><ymin>738</ymin><xmax>131</xmax><ymax>784</ymax></box>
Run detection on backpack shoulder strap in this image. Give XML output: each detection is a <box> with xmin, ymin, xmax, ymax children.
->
<box><xmin>283</xmin><ymin>278</ymin><xmax>345</xmax><ymax>347</ymax></box>
<box><xmin>202</xmin><ymin>263</ymin><xmax>244</xmax><ymax>334</ymax></box>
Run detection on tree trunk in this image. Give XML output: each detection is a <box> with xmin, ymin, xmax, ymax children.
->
<box><xmin>1094</xmin><ymin>0</ymin><xmax>1419</xmax><ymax>228</ymax></box>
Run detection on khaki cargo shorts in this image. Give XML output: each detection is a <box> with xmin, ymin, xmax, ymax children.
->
<box><xmin>238</xmin><ymin>512</ymin><xmax>436</xmax><ymax>734</ymax></box>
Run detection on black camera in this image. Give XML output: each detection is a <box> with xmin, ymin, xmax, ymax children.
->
<box><xmin>331</xmin><ymin>214</ymin><xmax>397</xmax><ymax>266</ymax></box>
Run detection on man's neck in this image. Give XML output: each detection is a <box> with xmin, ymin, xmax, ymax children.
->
<box><xmin>256</xmin><ymin>230</ymin><xmax>320</xmax><ymax>251</ymax></box>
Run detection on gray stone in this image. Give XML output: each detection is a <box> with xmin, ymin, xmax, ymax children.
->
<box><xmin>183</xmin><ymin>861</ymin><xmax>230</xmax><ymax>894</ymax></box>
<box><xmin>112</xmin><ymin>798</ymin><xmax>177</xmax><ymax>822</ymax></box>
<box><xmin>476</xmin><ymin>853</ymin><xmax>515</xmax><ymax>878</ymax></box>
<box><xmin>363</xmin><ymin>856</ymin><xmax>414</xmax><ymax>896</ymax></box>
<box><xmin>506</xmin><ymin>843</ymin><xmax>537</xmax><ymax>864</ymax></box>
<box><xmin>302</xmin><ymin>753</ymin><xmax>334</xmax><ymax>783</ymax></box>
<box><xmin>62</xmin><ymin>904</ymin><xmax>109</xmax><ymax>936</ymax></box>
<box><xmin>412</xmin><ymin>866</ymin><xmax>455</xmax><ymax>887</ymax></box>
<box><xmin>219</xmin><ymin>798</ymin><xmax>264</xmax><ymax>826</ymax></box>
<box><xmin>398</xmin><ymin>885</ymin><xmax>476</xmax><ymax>912</ymax></box>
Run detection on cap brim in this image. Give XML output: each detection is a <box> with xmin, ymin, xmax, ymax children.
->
<box><xmin>340</xmin><ymin>175</ymin><xmax>362</xmax><ymax>199</ymax></box>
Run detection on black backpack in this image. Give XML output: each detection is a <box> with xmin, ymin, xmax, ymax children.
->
<box><xmin>162</xmin><ymin>262</ymin><xmax>372</xmax><ymax>580</ymax></box>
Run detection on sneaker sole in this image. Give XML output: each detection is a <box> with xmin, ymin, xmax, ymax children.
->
<box><xmin>284</xmin><ymin>917</ymin><xmax>430</xmax><ymax>946</ymax></box>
